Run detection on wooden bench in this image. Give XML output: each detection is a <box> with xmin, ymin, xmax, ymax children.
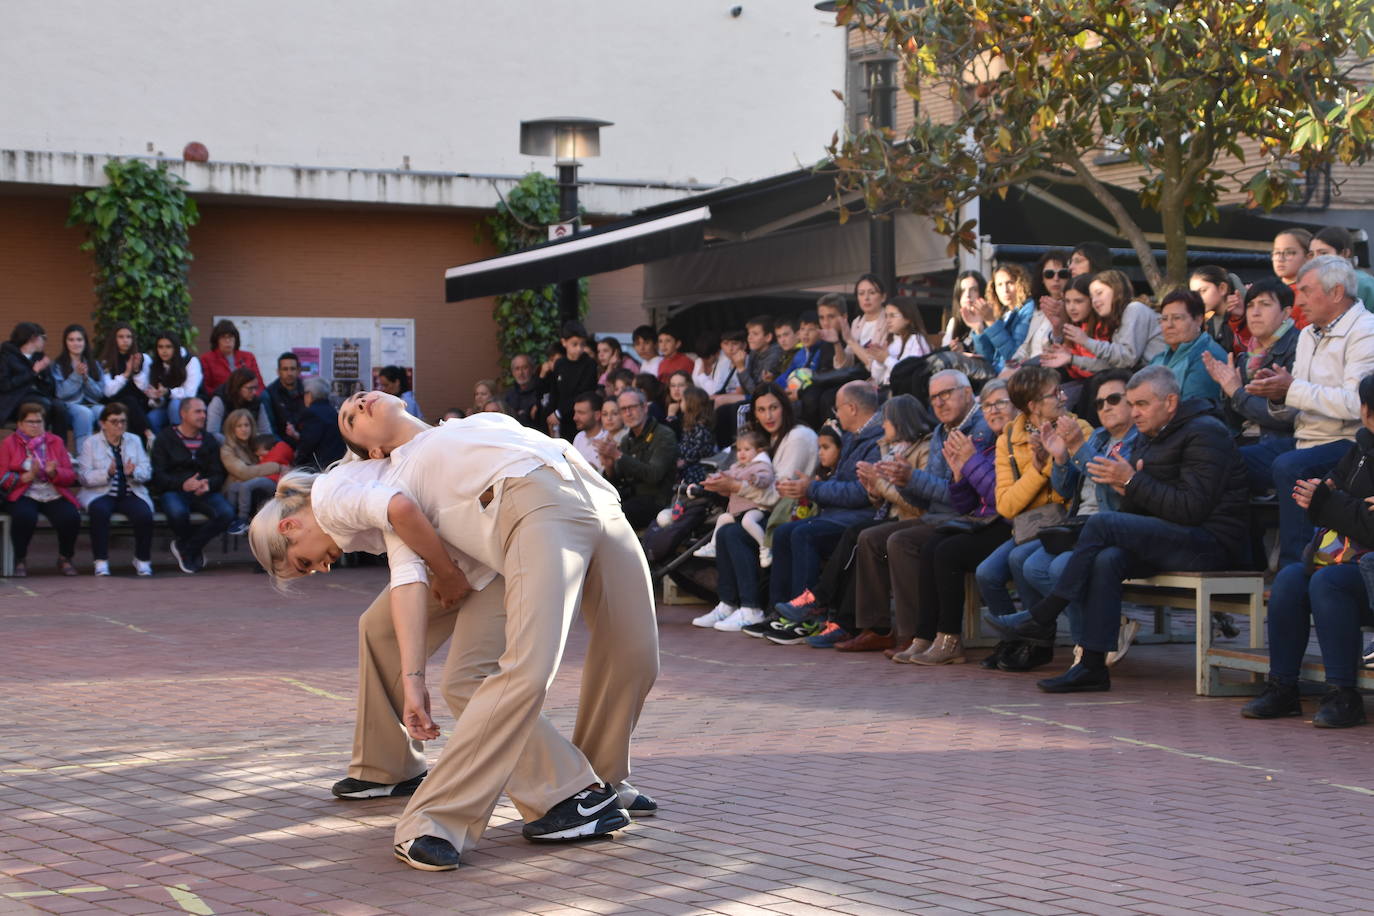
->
<box><xmin>1205</xmin><ymin>645</ymin><xmax>1374</xmax><ymax>692</ymax></box>
<box><xmin>0</xmin><ymin>510</ymin><xmax>217</xmax><ymax>576</ymax></box>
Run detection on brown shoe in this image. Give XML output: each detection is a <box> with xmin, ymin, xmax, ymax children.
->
<box><xmin>911</xmin><ymin>632</ymin><xmax>966</xmax><ymax>666</ymax></box>
<box><xmin>835</xmin><ymin>629</ymin><xmax>896</xmax><ymax>652</ymax></box>
<box><xmin>58</xmin><ymin>557</ymin><xmax>78</xmax><ymax>577</ymax></box>
<box><xmin>891</xmin><ymin>637</ymin><xmax>934</xmax><ymax>664</ymax></box>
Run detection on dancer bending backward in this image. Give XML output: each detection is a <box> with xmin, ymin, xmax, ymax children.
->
<box><xmin>250</xmin><ymin>395</ymin><xmax>659</xmax><ymax>871</ymax></box>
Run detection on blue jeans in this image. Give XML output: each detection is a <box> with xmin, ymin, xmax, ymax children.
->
<box><xmin>159</xmin><ymin>490</ymin><xmax>233</xmax><ymax>557</ymax></box>
<box><xmin>62</xmin><ymin>401</ymin><xmax>98</xmax><ymax>454</ymax></box>
<box><xmin>1052</xmin><ymin>512</ymin><xmax>1229</xmax><ymax>653</ymax></box>
<box><xmin>1018</xmin><ymin>545</ymin><xmax>1083</xmax><ymax>644</ymax></box>
<box><xmin>769</xmin><ymin>517</ymin><xmax>848</xmax><ymax>607</ymax></box>
<box><xmin>1241</xmin><ymin>438</ymin><xmax>1350</xmax><ymax>567</ymax></box>
<box><xmin>88</xmin><ymin>493</ymin><xmax>153</xmax><ymax>561</ymax></box>
<box><xmin>715</xmin><ymin>519</ymin><xmax>763</xmax><ymax>609</ymax></box>
<box><xmin>146</xmin><ymin>398</ymin><xmax>182</xmax><ymax>435</ymax></box>
<box><xmin>1267</xmin><ymin>561</ymin><xmax>1373</xmax><ymax>687</ymax></box>
<box><xmin>975</xmin><ymin>538</ymin><xmax>1040</xmax><ymax>617</ymax></box>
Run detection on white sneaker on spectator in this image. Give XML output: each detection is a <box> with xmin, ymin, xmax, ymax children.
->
<box><xmin>1072</xmin><ymin>645</ymin><xmax>1083</xmax><ymax>666</ymax></box>
<box><xmin>758</xmin><ymin>547</ymin><xmax>772</xmax><ymax>568</ymax></box>
<box><xmin>715</xmin><ymin>607</ymin><xmax>765</xmax><ymax>631</ymax></box>
<box><xmin>1107</xmin><ymin>617</ymin><xmax>1141</xmax><ymax>666</ymax></box>
<box><xmin>693</xmin><ymin>540</ymin><xmax>717</xmax><ymax>559</ymax></box>
<box><xmin>93</xmin><ymin>560</ymin><xmax>110</xmax><ymax>577</ymax></box>
<box><xmin>692</xmin><ymin>603</ymin><xmax>735</xmax><ymax>628</ymax></box>
<box><xmin>133</xmin><ymin>559</ymin><xmax>153</xmax><ymax>577</ymax></box>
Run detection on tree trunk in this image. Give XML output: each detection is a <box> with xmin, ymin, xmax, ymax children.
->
<box><xmin>1069</xmin><ymin>157</ymin><xmax>1165</xmax><ymax>293</ymax></box>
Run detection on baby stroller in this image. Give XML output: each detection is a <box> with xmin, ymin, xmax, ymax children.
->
<box><xmin>640</xmin><ymin>449</ymin><xmax>734</xmax><ymax>603</ymax></box>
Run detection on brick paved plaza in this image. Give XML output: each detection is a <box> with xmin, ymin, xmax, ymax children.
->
<box><xmin>3</xmin><ymin>557</ymin><xmax>1374</xmax><ymax>915</ymax></box>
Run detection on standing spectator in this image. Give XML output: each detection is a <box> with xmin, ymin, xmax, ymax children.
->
<box><xmin>98</xmin><ymin>322</ymin><xmax>150</xmax><ymax>436</ymax></box>
<box><xmin>631</xmin><ymin>325</ymin><xmax>661</xmax><ymax>378</ymax></box>
<box><xmin>1241</xmin><ymin>374</ymin><xmax>1374</xmax><ymax>728</ymax></box>
<box><xmin>77</xmin><ymin>402</ymin><xmax>153</xmax><ymax>577</ymax></box>
<box><xmin>540</xmin><ymin>320</ymin><xmax>599</xmax><ymax>442</ymax></box>
<box><xmin>1244</xmin><ymin>255</ymin><xmax>1374</xmax><ymax>566</ymax></box>
<box><xmin>1005</xmin><ymin>366</ymin><xmax>1250</xmax><ymax>693</ymax></box>
<box><xmin>294</xmin><ymin>377</ymin><xmax>346</xmax><ymax>470</ymax></box>
<box><xmin>1149</xmin><ymin>288</ymin><xmax>1228</xmax><ymax>404</ymax></box>
<box><xmin>594</xmin><ymin>388</ymin><xmax>678</xmax><ymax>529</ymax></box>
<box><xmin>144</xmin><ymin>331</ymin><xmax>202</xmax><ymax>435</ymax></box>
<box><xmin>595</xmin><ymin>336</ymin><xmax>639</xmax><ymax>388</ymax></box>
<box><xmin>151</xmin><ymin>397</ymin><xmax>233</xmax><ymax>574</ymax></box>
<box><xmin>674</xmin><ymin>385</ymin><xmax>715</xmax><ymax>487</ymax></box>
<box><xmin>265</xmin><ymin>353</ymin><xmax>306</xmax><ymax>443</ymax></box>
<box><xmin>1202</xmin><ymin>279</ymin><xmax>1300</xmax><ymax>455</ymax></box>
<box><xmin>0</xmin><ymin>402</ymin><xmax>80</xmax><ymax>577</ymax></box>
<box><xmin>570</xmin><ymin>391</ymin><xmax>605</xmax><ymax>467</ymax></box>
<box><xmin>655</xmin><ymin>326</ymin><xmax>694</xmax><ymax>383</ymax></box>
<box><xmin>375</xmin><ymin>365</ymin><xmax>422</xmax><ymax>419</ymax></box>
<box><xmin>0</xmin><ymin>322</ymin><xmax>64</xmax><ymax>437</ymax></box>
<box><xmin>502</xmin><ymin>354</ymin><xmax>543</xmax><ymax>428</ymax></box>
<box><xmin>50</xmin><ymin>323</ymin><xmax>105</xmax><ymax>454</ymax></box>
<box><xmin>206</xmin><ymin>367</ymin><xmax>272</xmax><ymax>438</ymax></box>
<box><xmin>1270</xmin><ymin>227</ymin><xmax>1313</xmax><ymax>327</ymax></box>
<box><xmin>198</xmin><ymin>319</ymin><xmax>264</xmax><ymax>397</ymax></box>
<box><xmin>1310</xmin><ymin>225</ymin><xmax>1374</xmax><ymax>311</ymax></box>
<box><xmin>220</xmin><ymin>408</ymin><xmax>282</xmax><ymax>535</ymax></box>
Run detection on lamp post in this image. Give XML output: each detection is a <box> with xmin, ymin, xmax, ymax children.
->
<box><xmin>519</xmin><ymin>117</ymin><xmax>612</xmax><ymax>324</ymax></box>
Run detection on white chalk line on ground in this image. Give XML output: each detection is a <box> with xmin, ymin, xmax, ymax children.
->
<box><xmin>3</xmin><ymin>882</ymin><xmax>214</xmax><ymax>914</ymax></box>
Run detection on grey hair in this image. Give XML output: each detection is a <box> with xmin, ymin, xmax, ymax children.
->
<box><xmin>248</xmin><ymin>469</ymin><xmax>320</xmax><ymax>587</ymax></box>
<box><xmin>1297</xmin><ymin>254</ymin><xmax>1359</xmax><ymax>302</ymax></box>
<box><xmin>303</xmin><ymin>376</ymin><xmax>331</xmax><ymax>400</ymax></box>
<box><xmin>838</xmin><ymin>380</ymin><xmax>881</xmax><ymax>415</ymax></box>
<box><xmin>979</xmin><ymin>379</ymin><xmax>1009</xmax><ymax>399</ymax></box>
<box><xmin>616</xmin><ymin>387</ymin><xmax>647</xmax><ymax>406</ymax></box>
<box><xmin>1127</xmin><ymin>364</ymin><xmax>1180</xmax><ymax>399</ymax></box>
<box><xmin>929</xmin><ymin>369</ymin><xmax>972</xmax><ymax>391</ymax></box>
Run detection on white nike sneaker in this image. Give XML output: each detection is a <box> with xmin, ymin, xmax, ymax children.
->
<box><xmin>522</xmin><ymin>783</ymin><xmax>630</xmax><ymax>842</ymax></box>
<box><xmin>693</xmin><ymin>540</ymin><xmax>717</xmax><ymax>558</ymax></box>
<box><xmin>715</xmin><ymin>606</ymin><xmax>765</xmax><ymax>631</ymax></box>
<box><xmin>692</xmin><ymin>603</ymin><xmax>735</xmax><ymax>628</ymax></box>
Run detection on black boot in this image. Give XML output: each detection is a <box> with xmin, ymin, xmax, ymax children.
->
<box><xmin>1313</xmin><ymin>686</ymin><xmax>1367</xmax><ymax>729</ymax></box>
<box><xmin>1011</xmin><ymin>615</ymin><xmax>1058</xmax><ymax>647</ymax></box>
<box><xmin>998</xmin><ymin>642</ymin><xmax>1055</xmax><ymax>672</ymax></box>
<box><xmin>1037</xmin><ymin>662</ymin><xmax>1111</xmax><ymax>693</ymax></box>
<box><xmin>1240</xmin><ymin>675</ymin><xmax>1302</xmax><ymax>719</ymax></box>
<box><xmin>980</xmin><ymin>640</ymin><xmax>1012</xmax><ymax>670</ymax></box>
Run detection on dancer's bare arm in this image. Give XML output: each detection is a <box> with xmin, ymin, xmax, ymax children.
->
<box><xmin>392</xmin><ymin>581</ymin><xmax>440</xmax><ymax>741</ymax></box>
<box><xmin>387</xmin><ymin>494</ymin><xmax>471</xmax><ymax>607</ymax></box>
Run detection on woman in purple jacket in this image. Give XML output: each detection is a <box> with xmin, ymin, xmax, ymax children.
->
<box><xmin>895</xmin><ymin>380</ymin><xmax>1017</xmax><ymax>665</ymax></box>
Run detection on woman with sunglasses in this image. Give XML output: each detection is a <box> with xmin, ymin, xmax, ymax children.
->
<box><xmin>1008</xmin><ymin>250</ymin><xmax>1073</xmax><ymax>367</ymax></box>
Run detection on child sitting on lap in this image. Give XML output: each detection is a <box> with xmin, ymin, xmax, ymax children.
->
<box><xmin>693</xmin><ymin>428</ymin><xmax>775</xmax><ymax>563</ymax></box>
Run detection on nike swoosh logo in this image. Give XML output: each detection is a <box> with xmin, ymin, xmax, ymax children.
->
<box><xmin>576</xmin><ymin>795</ymin><xmax>617</xmax><ymax>817</ymax></box>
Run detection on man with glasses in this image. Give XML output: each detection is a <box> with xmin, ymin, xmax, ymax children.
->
<box><xmin>594</xmin><ymin>388</ymin><xmax>677</xmax><ymax>530</ymax></box>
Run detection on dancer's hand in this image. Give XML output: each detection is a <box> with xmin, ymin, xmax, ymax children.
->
<box><xmin>432</xmin><ymin>567</ymin><xmax>471</xmax><ymax>609</ymax></box>
<box><xmin>402</xmin><ymin>679</ymin><xmax>439</xmax><ymax>741</ymax></box>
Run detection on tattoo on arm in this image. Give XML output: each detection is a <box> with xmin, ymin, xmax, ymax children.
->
<box><xmin>405</xmin><ymin>670</ymin><xmax>425</xmax><ymax>679</ymax></box>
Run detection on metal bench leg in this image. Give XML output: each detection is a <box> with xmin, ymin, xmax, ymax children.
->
<box><xmin>1195</xmin><ymin>582</ymin><xmax>1212</xmax><ymax>696</ymax></box>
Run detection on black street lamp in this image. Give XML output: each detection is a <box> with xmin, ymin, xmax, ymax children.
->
<box><xmin>519</xmin><ymin>117</ymin><xmax>613</xmax><ymax>324</ymax></box>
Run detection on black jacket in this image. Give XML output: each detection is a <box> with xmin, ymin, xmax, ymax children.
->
<box><xmin>502</xmin><ymin>381</ymin><xmax>543</xmax><ymax>429</ymax></box>
<box><xmin>295</xmin><ymin>400</ymin><xmax>346</xmax><ymax>470</ymax></box>
<box><xmin>1122</xmin><ymin>398</ymin><xmax>1250</xmax><ymax>564</ymax></box>
<box><xmin>0</xmin><ymin>342</ymin><xmax>51</xmax><ymax>422</ymax></box>
<box><xmin>265</xmin><ymin>379</ymin><xmax>306</xmax><ymax>443</ymax></box>
<box><xmin>151</xmin><ymin>427</ymin><xmax>227</xmax><ymax>494</ymax></box>
<box><xmin>1221</xmin><ymin>324</ymin><xmax>1300</xmax><ymax>438</ymax></box>
<box><xmin>541</xmin><ymin>354</ymin><xmax>600</xmax><ymax>441</ymax></box>
<box><xmin>1307</xmin><ymin>429</ymin><xmax>1372</xmax><ymax>546</ymax></box>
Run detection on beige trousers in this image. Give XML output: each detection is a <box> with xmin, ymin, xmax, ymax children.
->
<box><xmin>366</xmin><ymin>464</ymin><xmax>658</xmax><ymax>852</ymax></box>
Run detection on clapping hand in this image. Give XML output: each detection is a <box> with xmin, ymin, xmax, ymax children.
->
<box><xmin>1088</xmin><ymin>455</ymin><xmax>1139</xmax><ymax>494</ymax></box>
<box><xmin>960</xmin><ymin>297</ymin><xmax>994</xmax><ymax>332</ymax></box>
<box><xmin>1245</xmin><ymin>365</ymin><xmax>1294</xmax><ymax>401</ymax></box>
<box><xmin>775</xmin><ymin>474</ymin><xmax>813</xmax><ymax>500</ymax></box>
<box><xmin>943</xmin><ymin>428</ymin><xmax>976</xmax><ymax>479</ymax></box>
<box><xmin>856</xmin><ymin>460</ymin><xmax>881</xmax><ymax>491</ymax></box>
<box><xmin>1201</xmin><ymin>350</ymin><xmax>1242</xmax><ymax>397</ymax></box>
<box><xmin>1040</xmin><ymin>422</ymin><xmax>1068</xmax><ymax>463</ymax></box>
<box><xmin>876</xmin><ymin>458</ymin><xmax>913</xmax><ymax>488</ymax></box>
<box><xmin>1028</xmin><ymin>428</ymin><xmax>1048</xmax><ymax>466</ymax></box>
<box><xmin>1056</xmin><ymin>415</ymin><xmax>1085</xmax><ymax>455</ymax></box>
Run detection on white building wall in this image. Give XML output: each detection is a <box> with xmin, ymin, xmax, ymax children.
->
<box><xmin>2</xmin><ymin>0</ymin><xmax>844</xmax><ymax>190</ymax></box>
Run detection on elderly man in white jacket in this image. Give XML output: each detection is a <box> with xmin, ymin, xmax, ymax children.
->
<box><xmin>1245</xmin><ymin>255</ymin><xmax>1374</xmax><ymax>566</ymax></box>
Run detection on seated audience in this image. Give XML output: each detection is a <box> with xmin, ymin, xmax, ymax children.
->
<box><xmin>943</xmin><ymin>270</ymin><xmax>988</xmax><ymax>353</ymax></box>
<box><xmin>1243</xmin><ymin>256</ymin><xmax>1374</xmax><ymax>566</ymax></box>
<box><xmin>631</xmin><ymin>324</ymin><xmax>662</xmax><ymax>378</ymax></box>
<box><xmin>599</xmin><ymin>396</ymin><xmax>628</xmax><ymax>450</ymax></box>
<box><xmin>471</xmin><ymin>378</ymin><xmax>498</xmax><ymax>415</ymax></box>
<box><xmin>596</xmin><ymin>335</ymin><xmax>640</xmax><ymax>388</ymax></box>
<box><xmin>634</xmin><ymin>373</ymin><xmax>668</xmax><ymax>423</ymax></box>
<box><xmin>1001</xmin><ymin>365</ymin><xmax>1250</xmax><ymax>693</ymax></box>
<box><xmin>151</xmin><ymin>397</ymin><xmax>234</xmax><ymax>574</ymax></box>
<box><xmin>264</xmin><ymin>352</ymin><xmax>306</xmax><ymax>444</ymax></box>
<box><xmin>570</xmin><ymin>391</ymin><xmax>605</xmax><ymax>467</ymax></box>
<box><xmin>674</xmin><ymin>385</ymin><xmax>715</xmax><ymax>487</ymax></box>
<box><xmin>1242</xmin><ymin>373</ymin><xmax>1374</xmax><ymax>729</ymax></box>
<box><xmin>77</xmin><ymin>402</ymin><xmax>154</xmax><ymax>577</ymax></box>
<box><xmin>375</xmin><ymin>365</ymin><xmax>421</xmax><ymax>420</ymax></box>
<box><xmin>868</xmin><ymin>298</ymin><xmax>932</xmax><ymax>387</ymax></box>
<box><xmin>1149</xmin><ymin>288</ymin><xmax>1228</xmax><ymax>404</ymax></box>
<box><xmin>783</xmin><ymin>311</ymin><xmax>832</xmax><ymax>390</ymax></box>
<box><xmin>294</xmin><ymin>377</ymin><xmax>346</xmax><ymax>469</ymax></box>
<box><xmin>693</xmin><ymin>428</ymin><xmax>775</xmax><ymax>566</ymax></box>
<box><xmin>206</xmin><ymin>367</ymin><xmax>272</xmax><ymax>438</ymax></box>
<box><xmin>0</xmin><ymin>401</ymin><xmax>80</xmax><ymax>577</ymax></box>
<box><xmin>199</xmin><ymin>319</ymin><xmax>263</xmax><ymax>397</ymax></box>
<box><xmin>1045</xmin><ymin>269</ymin><xmax>1165</xmax><ymax>379</ymax></box>
<box><xmin>691</xmin><ymin>330</ymin><xmax>736</xmax><ymax>397</ymax></box>
<box><xmin>1190</xmin><ymin>265</ymin><xmax>1249</xmax><ymax>354</ymax></box>
<box><xmin>221</xmin><ymin>408</ymin><xmax>283</xmax><ymax>535</ymax></box>
<box><xmin>1311</xmin><ymin>225</ymin><xmax>1374</xmax><ymax>311</ymax></box>
<box><xmin>502</xmin><ymin>354</ymin><xmax>542</xmax><ymax>428</ymax></box>
<box><xmin>144</xmin><ymin>331</ymin><xmax>202</xmax><ymax>434</ymax></box>
<box><xmin>50</xmin><ymin>323</ymin><xmax>106</xmax><ymax>453</ymax></box>
<box><xmin>1008</xmin><ymin>250</ymin><xmax>1073</xmax><ymax>366</ymax></box>
<box><xmin>606</xmin><ymin>367</ymin><xmax>638</xmax><ymax>398</ymax></box>
<box><xmin>655</xmin><ymin>326</ymin><xmax>694</xmax><ymax>383</ymax></box>
<box><xmin>968</xmin><ymin>263</ymin><xmax>1035</xmax><ymax>371</ymax></box>
<box><xmin>1270</xmin><ymin>227</ymin><xmax>1313</xmax><ymax>327</ymax></box>
<box><xmin>99</xmin><ymin>322</ymin><xmax>151</xmax><ymax>436</ymax></box>
<box><xmin>595</xmin><ymin>388</ymin><xmax>678</xmax><ymax>529</ymax></box>
<box><xmin>0</xmin><ymin>322</ymin><xmax>65</xmax><ymax>437</ymax></box>
<box><xmin>834</xmin><ymin>274</ymin><xmax>890</xmax><ymax>373</ymax></box>
<box><xmin>664</xmin><ymin>370</ymin><xmax>691</xmax><ymax>433</ymax></box>
<box><xmin>254</xmin><ymin>434</ymin><xmax>294</xmax><ymax>481</ymax></box>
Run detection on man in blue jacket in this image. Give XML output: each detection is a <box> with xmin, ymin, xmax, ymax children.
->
<box><xmin>766</xmin><ymin>382</ymin><xmax>883</xmax><ymax>615</ymax></box>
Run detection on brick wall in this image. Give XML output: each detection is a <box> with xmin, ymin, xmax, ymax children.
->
<box><xmin>0</xmin><ymin>193</ymin><xmax>502</xmax><ymax>416</ymax></box>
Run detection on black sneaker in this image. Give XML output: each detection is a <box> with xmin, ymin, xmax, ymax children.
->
<box><xmin>766</xmin><ymin>619</ymin><xmax>825</xmax><ymax>645</ymax></box>
<box><xmin>742</xmin><ymin>614</ymin><xmax>782</xmax><ymax>638</ymax></box>
<box><xmin>1037</xmin><ymin>662</ymin><xmax>1111</xmax><ymax>693</ymax></box>
<box><xmin>998</xmin><ymin>643</ymin><xmax>1054</xmax><ymax>672</ymax></box>
<box><xmin>1240</xmin><ymin>676</ymin><xmax>1302</xmax><ymax>719</ymax></box>
<box><xmin>393</xmin><ymin>835</ymin><xmax>459</xmax><ymax>871</ymax></box>
<box><xmin>332</xmin><ymin>771</ymin><xmax>427</xmax><ymax>800</ymax></box>
<box><xmin>1313</xmin><ymin>686</ymin><xmax>1367</xmax><ymax>729</ymax></box>
<box><xmin>522</xmin><ymin>784</ymin><xmax>630</xmax><ymax>843</ymax></box>
<box><xmin>616</xmin><ymin>782</ymin><xmax>658</xmax><ymax>818</ymax></box>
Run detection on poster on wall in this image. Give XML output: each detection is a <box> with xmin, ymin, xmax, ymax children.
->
<box><xmin>292</xmin><ymin>347</ymin><xmax>321</xmax><ymax>378</ymax></box>
<box><xmin>321</xmin><ymin>337</ymin><xmax>371</xmax><ymax>401</ymax></box>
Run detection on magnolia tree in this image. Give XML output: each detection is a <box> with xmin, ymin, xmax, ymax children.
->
<box><xmin>829</xmin><ymin>0</ymin><xmax>1374</xmax><ymax>292</ymax></box>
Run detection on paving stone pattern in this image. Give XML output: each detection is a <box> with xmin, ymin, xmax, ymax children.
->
<box><xmin>2</xmin><ymin>565</ymin><xmax>1373</xmax><ymax>915</ymax></box>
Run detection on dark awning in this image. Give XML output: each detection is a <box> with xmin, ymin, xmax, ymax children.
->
<box><xmin>444</xmin><ymin>206</ymin><xmax>709</xmax><ymax>302</ymax></box>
